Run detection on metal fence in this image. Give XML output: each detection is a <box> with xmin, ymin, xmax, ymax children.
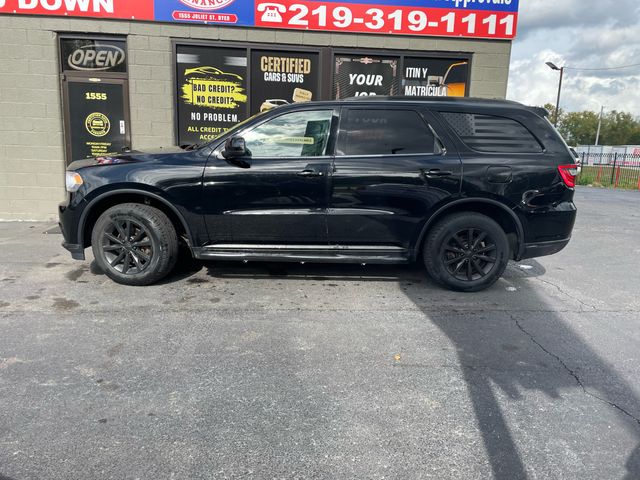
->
<box><xmin>577</xmin><ymin>152</ymin><xmax>640</xmax><ymax>190</ymax></box>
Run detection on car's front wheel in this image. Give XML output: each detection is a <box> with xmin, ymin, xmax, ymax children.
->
<box><xmin>423</xmin><ymin>212</ymin><xmax>510</xmax><ymax>292</ymax></box>
<box><xmin>91</xmin><ymin>203</ymin><xmax>178</xmax><ymax>286</ymax></box>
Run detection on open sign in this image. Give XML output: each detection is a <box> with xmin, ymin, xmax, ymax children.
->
<box><xmin>68</xmin><ymin>44</ymin><xmax>126</xmax><ymax>71</ymax></box>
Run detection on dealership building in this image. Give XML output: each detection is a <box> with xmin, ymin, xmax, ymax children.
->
<box><xmin>0</xmin><ymin>0</ymin><xmax>518</xmax><ymax>220</ymax></box>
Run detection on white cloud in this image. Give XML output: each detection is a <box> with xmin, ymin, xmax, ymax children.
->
<box><xmin>507</xmin><ymin>0</ymin><xmax>640</xmax><ymax>115</ymax></box>
<box><xmin>507</xmin><ymin>50</ymin><xmax>640</xmax><ymax>114</ymax></box>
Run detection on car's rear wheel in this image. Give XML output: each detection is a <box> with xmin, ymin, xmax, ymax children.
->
<box><xmin>91</xmin><ymin>203</ymin><xmax>178</xmax><ymax>286</ymax></box>
<box><xmin>423</xmin><ymin>212</ymin><xmax>510</xmax><ymax>292</ymax></box>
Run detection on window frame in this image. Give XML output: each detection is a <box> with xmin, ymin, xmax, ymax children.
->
<box><xmin>335</xmin><ymin>106</ymin><xmax>446</xmax><ymax>158</ymax></box>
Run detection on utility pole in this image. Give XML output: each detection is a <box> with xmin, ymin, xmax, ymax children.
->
<box><xmin>545</xmin><ymin>62</ymin><xmax>564</xmax><ymax>126</ymax></box>
<box><xmin>595</xmin><ymin>105</ymin><xmax>604</xmax><ymax>146</ymax></box>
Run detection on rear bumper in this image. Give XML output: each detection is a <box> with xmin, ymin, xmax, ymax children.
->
<box><xmin>519</xmin><ymin>237</ymin><xmax>571</xmax><ymax>260</ymax></box>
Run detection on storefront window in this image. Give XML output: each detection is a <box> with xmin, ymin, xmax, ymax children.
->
<box><xmin>402</xmin><ymin>57</ymin><xmax>469</xmax><ymax>97</ymax></box>
<box><xmin>175</xmin><ymin>45</ymin><xmax>249</xmax><ymax>146</ymax></box>
<box><xmin>250</xmin><ymin>50</ymin><xmax>320</xmax><ymax>115</ymax></box>
<box><xmin>173</xmin><ymin>42</ymin><xmax>471</xmax><ymax>145</ymax></box>
<box><xmin>333</xmin><ymin>55</ymin><xmax>398</xmax><ymax>99</ymax></box>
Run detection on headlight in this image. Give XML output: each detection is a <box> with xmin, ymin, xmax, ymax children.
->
<box><xmin>65</xmin><ymin>171</ymin><xmax>83</xmax><ymax>192</ymax></box>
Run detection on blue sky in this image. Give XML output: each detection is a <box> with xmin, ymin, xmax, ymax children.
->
<box><xmin>506</xmin><ymin>0</ymin><xmax>640</xmax><ymax>115</ymax></box>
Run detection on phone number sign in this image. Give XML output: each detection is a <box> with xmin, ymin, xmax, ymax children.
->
<box><xmin>0</xmin><ymin>0</ymin><xmax>518</xmax><ymax>39</ymax></box>
<box><xmin>254</xmin><ymin>1</ymin><xmax>518</xmax><ymax>39</ymax></box>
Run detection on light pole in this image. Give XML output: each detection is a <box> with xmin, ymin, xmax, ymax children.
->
<box><xmin>595</xmin><ymin>105</ymin><xmax>604</xmax><ymax>146</ymax></box>
<box><xmin>546</xmin><ymin>61</ymin><xmax>564</xmax><ymax>126</ymax></box>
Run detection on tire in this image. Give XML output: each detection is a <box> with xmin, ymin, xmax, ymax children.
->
<box><xmin>91</xmin><ymin>203</ymin><xmax>178</xmax><ymax>286</ymax></box>
<box><xmin>423</xmin><ymin>212</ymin><xmax>510</xmax><ymax>292</ymax></box>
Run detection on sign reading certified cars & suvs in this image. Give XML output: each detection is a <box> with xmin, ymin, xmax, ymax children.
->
<box><xmin>0</xmin><ymin>0</ymin><xmax>519</xmax><ymax>39</ymax></box>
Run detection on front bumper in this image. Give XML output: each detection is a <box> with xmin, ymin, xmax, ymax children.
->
<box><xmin>59</xmin><ymin>197</ymin><xmax>85</xmax><ymax>260</ymax></box>
<box><xmin>62</xmin><ymin>240</ymin><xmax>85</xmax><ymax>260</ymax></box>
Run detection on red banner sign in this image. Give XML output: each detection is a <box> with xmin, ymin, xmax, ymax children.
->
<box><xmin>0</xmin><ymin>0</ymin><xmax>154</xmax><ymax>21</ymax></box>
<box><xmin>0</xmin><ymin>0</ymin><xmax>517</xmax><ymax>40</ymax></box>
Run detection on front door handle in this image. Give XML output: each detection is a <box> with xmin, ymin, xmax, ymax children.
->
<box><xmin>424</xmin><ymin>169</ymin><xmax>453</xmax><ymax>178</ymax></box>
<box><xmin>297</xmin><ymin>169</ymin><xmax>324</xmax><ymax>178</ymax></box>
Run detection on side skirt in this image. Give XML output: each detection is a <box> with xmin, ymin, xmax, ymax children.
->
<box><xmin>192</xmin><ymin>244</ymin><xmax>410</xmax><ymax>264</ymax></box>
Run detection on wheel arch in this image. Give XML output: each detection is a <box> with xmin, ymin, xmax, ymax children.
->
<box><xmin>79</xmin><ymin>189</ymin><xmax>194</xmax><ymax>250</ymax></box>
<box><xmin>414</xmin><ymin>198</ymin><xmax>525</xmax><ymax>261</ymax></box>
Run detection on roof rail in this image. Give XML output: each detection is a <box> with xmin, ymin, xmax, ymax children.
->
<box><xmin>527</xmin><ymin>106</ymin><xmax>550</xmax><ymax>118</ymax></box>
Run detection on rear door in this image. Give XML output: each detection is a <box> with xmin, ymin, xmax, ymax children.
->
<box><xmin>328</xmin><ymin>106</ymin><xmax>462</xmax><ymax>250</ymax></box>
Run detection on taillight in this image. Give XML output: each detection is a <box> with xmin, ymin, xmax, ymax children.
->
<box><xmin>558</xmin><ymin>164</ymin><xmax>579</xmax><ymax>188</ymax></box>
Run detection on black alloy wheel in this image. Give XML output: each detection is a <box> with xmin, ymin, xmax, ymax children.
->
<box><xmin>101</xmin><ymin>218</ymin><xmax>153</xmax><ymax>275</ymax></box>
<box><xmin>442</xmin><ymin>227</ymin><xmax>497</xmax><ymax>282</ymax></box>
<box><xmin>91</xmin><ymin>203</ymin><xmax>178</xmax><ymax>286</ymax></box>
<box><xmin>423</xmin><ymin>212</ymin><xmax>510</xmax><ymax>292</ymax></box>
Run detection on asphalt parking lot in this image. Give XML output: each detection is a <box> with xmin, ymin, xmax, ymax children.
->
<box><xmin>1</xmin><ymin>187</ymin><xmax>639</xmax><ymax>480</ymax></box>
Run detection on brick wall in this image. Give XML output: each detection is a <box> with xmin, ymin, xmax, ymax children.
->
<box><xmin>0</xmin><ymin>15</ymin><xmax>511</xmax><ymax>220</ymax></box>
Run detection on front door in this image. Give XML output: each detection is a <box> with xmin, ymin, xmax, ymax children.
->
<box><xmin>62</xmin><ymin>78</ymin><xmax>131</xmax><ymax>163</ymax></box>
<box><xmin>202</xmin><ymin>109</ymin><xmax>336</xmax><ymax>244</ymax></box>
<box><xmin>328</xmin><ymin>106</ymin><xmax>462</xmax><ymax>250</ymax></box>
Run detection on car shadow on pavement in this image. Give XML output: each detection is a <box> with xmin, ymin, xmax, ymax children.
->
<box><xmin>203</xmin><ymin>261</ymin><xmax>426</xmax><ymax>282</ymax></box>
<box><xmin>397</xmin><ymin>270</ymin><xmax>640</xmax><ymax>479</ymax></box>
<box><xmin>80</xmin><ymin>254</ymin><xmax>640</xmax><ymax>478</ymax></box>
<box><xmin>196</xmin><ymin>259</ymin><xmax>545</xmax><ymax>284</ymax></box>
<box><xmin>195</xmin><ymin>258</ymin><xmax>639</xmax><ymax>478</ymax></box>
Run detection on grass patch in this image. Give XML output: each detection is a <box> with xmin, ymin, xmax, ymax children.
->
<box><xmin>577</xmin><ymin>165</ymin><xmax>640</xmax><ymax>190</ymax></box>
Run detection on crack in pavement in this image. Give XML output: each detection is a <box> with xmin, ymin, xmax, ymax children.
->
<box><xmin>532</xmin><ymin>277</ymin><xmax>599</xmax><ymax>312</ymax></box>
<box><xmin>513</xmin><ymin>315</ymin><xmax>640</xmax><ymax>428</ymax></box>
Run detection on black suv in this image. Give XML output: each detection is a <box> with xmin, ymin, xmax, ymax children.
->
<box><xmin>59</xmin><ymin>97</ymin><xmax>578</xmax><ymax>291</ymax></box>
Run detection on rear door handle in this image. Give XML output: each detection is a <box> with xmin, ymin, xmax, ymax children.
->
<box><xmin>424</xmin><ymin>169</ymin><xmax>453</xmax><ymax>178</ymax></box>
<box><xmin>297</xmin><ymin>169</ymin><xmax>324</xmax><ymax>177</ymax></box>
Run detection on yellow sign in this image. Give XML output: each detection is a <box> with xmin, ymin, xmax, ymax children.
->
<box><xmin>85</xmin><ymin>112</ymin><xmax>110</xmax><ymax>137</ymax></box>
<box><xmin>181</xmin><ymin>67</ymin><xmax>247</xmax><ymax>109</ymax></box>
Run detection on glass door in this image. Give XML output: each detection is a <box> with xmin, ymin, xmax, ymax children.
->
<box><xmin>62</xmin><ymin>77</ymin><xmax>131</xmax><ymax>163</ymax></box>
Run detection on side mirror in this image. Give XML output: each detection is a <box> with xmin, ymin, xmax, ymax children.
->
<box><xmin>222</xmin><ymin>136</ymin><xmax>248</xmax><ymax>159</ymax></box>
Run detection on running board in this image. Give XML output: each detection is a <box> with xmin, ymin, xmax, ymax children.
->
<box><xmin>193</xmin><ymin>244</ymin><xmax>409</xmax><ymax>264</ymax></box>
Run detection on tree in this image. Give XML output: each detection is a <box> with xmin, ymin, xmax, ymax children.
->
<box><xmin>558</xmin><ymin>111</ymin><xmax>599</xmax><ymax>145</ymax></box>
<box><xmin>539</xmin><ymin>104</ymin><xmax>640</xmax><ymax>146</ymax></box>
<box><xmin>599</xmin><ymin>111</ymin><xmax>640</xmax><ymax>146</ymax></box>
<box><xmin>543</xmin><ymin>103</ymin><xmax>563</xmax><ymax>126</ymax></box>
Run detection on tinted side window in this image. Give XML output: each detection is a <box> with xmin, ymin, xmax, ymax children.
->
<box><xmin>337</xmin><ymin>109</ymin><xmax>441</xmax><ymax>156</ymax></box>
<box><xmin>243</xmin><ymin>110</ymin><xmax>333</xmax><ymax>158</ymax></box>
<box><xmin>440</xmin><ymin>112</ymin><xmax>542</xmax><ymax>153</ymax></box>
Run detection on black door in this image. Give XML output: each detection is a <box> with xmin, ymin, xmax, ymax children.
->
<box><xmin>202</xmin><ymin>109</ymin><xmax>336</xmax><ymax>244</ymax></box>
<box><xmin>328</xmin><ymin>107</ymin><xmax>462</xmax><ymax>250</ymax></box>
<box><xmin>63</xmin><ymin>78</ymin><xmax>130</xmax><ymax>163</ymax></box>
